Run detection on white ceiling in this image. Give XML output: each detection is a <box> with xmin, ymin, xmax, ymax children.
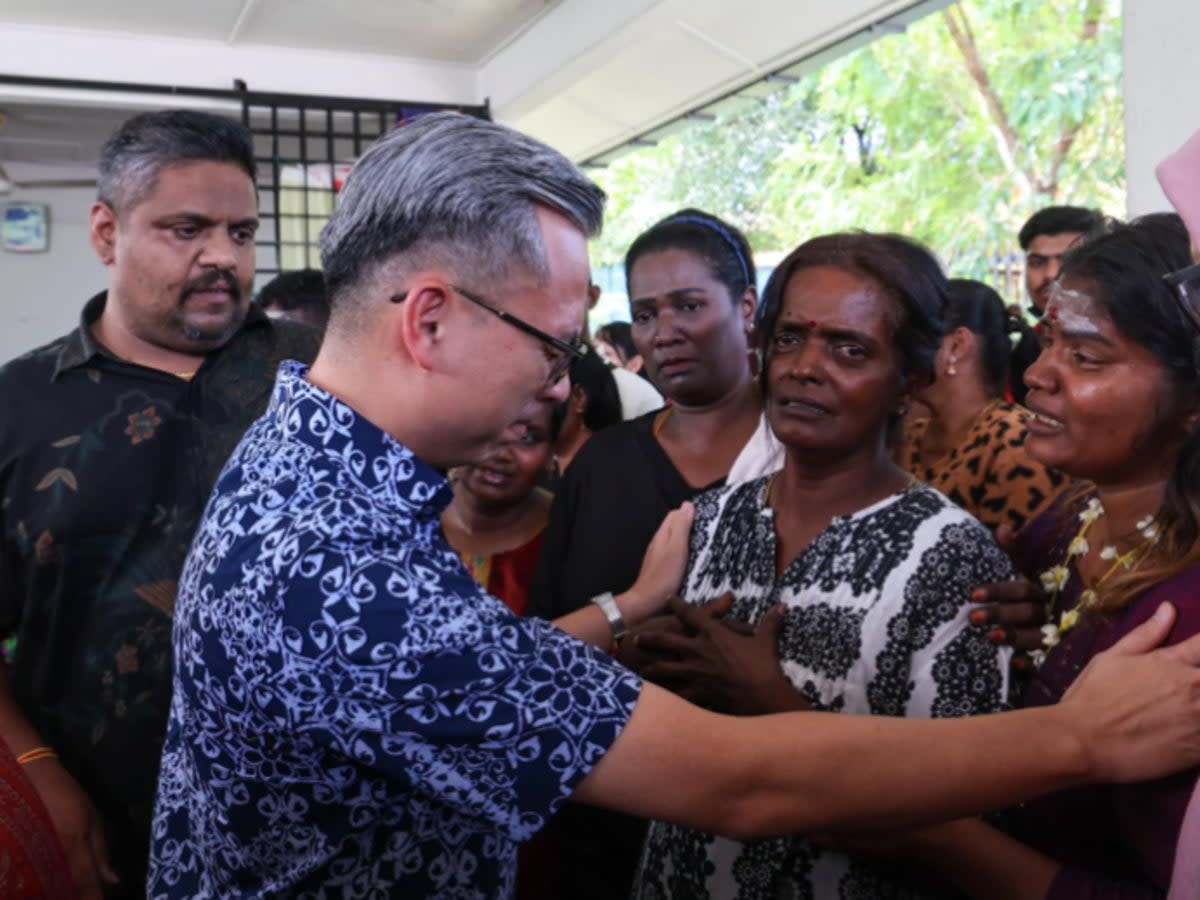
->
<box><xmin>0</xmin><ymin>0</ymin><xmax>943</xmax><ymax>182</ymax></box>
<box><xmin>483</xmin><ymin>0</ymin><xmax>948</xmax><ymax>161</ymax></box>
<box><xmin>0</xmin><ymin>0</ymin><xmax>559</xmax><ymax>62</ymax></box>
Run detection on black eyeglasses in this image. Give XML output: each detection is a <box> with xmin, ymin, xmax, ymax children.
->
<box><xmin>391</xmin><ymin>283</ymin><xmax>585</xmax><ymax>387</ymax></box>
<box><xmin>1164</xmin><ymin>262</ymin><xmax>1200</xmax><ymax>334</ymax></box>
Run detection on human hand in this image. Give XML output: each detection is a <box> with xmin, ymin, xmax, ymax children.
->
<box><xmin>970</xmin><ymin>534</ymin><xmax>1047</xmax><ymax>672</ymax></box>
<box><xmin>615</xmin><ymin>614</ymin><xmax>686</xmax><ymax>674</ymax></box>
<box><xmin>21</xmin><ymin>756</ymin><xmax>119</xmax><ymax>899</ymax></box>
<box><xmin>622</xmin><ymin>502</ymin><xmax>695</xmax><ymax>624</ymax></box>
<box><xmin>638</xmin><ymin>595</ymin><xmax>809</xmax><ymax>715</ymax></box>
<box><xmin>1061</xmin><ymin>602</ymin><xmax>1200</xmax><ymax>784</ymax></box>
<box><xmin>969</xmin><ymin>580</ymin><xmax>1047</xmax><ymax>646</ymax></box>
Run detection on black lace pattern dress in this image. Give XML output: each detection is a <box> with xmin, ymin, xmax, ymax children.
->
<box><xmin>632</xmin><ymin>478</ymin><xmax>1014</xmax><ymax>900</ymax></box>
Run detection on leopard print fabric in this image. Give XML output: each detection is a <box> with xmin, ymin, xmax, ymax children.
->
<box><xmin>898</xmin><ymin>400</ymin><xmax>1070</xmax><ymax>534</ymax></box>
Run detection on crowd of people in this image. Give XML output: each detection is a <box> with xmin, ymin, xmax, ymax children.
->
<box><xmin>3</xmin><ymin>106</ymin><xmax>1200</xmax><ymax>900</ymax></box>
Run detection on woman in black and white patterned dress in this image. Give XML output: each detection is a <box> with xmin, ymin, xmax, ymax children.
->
<box><xmin>631</xmin><ymin>233</ymin><xmax>1015</xmax><ymax>900</ymax></box>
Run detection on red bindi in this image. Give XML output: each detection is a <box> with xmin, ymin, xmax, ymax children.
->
<box><xmin>806</xmin><ymin>320</ymin><xmax>817</xmax><ymax>330</ymax></box>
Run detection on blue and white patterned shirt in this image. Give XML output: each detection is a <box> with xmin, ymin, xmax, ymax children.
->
<box><xmin>148</xmin><ymin>361</ymin><xmax>642</xmax><ymax>899</ymax></box>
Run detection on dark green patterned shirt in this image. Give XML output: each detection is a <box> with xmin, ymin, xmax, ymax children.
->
<box><xmin>0</xmin><ymin>292</ymin><xmax>319</xmax><ymax>895</ymax></box>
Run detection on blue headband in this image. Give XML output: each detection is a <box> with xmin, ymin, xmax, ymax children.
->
<box><xmin>662</xmin><ymin>214</ymin><xmax>753</xmax><ymax>290</ymax></box>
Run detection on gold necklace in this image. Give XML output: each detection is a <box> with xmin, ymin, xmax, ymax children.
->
<box><xmin>653</xmin><ymin>406</ymin><xmax>673</xmax><ymax>438</ymax></box>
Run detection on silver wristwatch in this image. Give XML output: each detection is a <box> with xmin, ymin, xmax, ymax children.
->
<box><xmin>590</xmin><ymin>591</ymin><xmax>627</xmax><ymax>641</ymax></box>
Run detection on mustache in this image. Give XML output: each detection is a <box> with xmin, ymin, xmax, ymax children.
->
<box><xmin>182</xmin><ymin>270</ymin><xmax>242</xmax><ymax>302</ymax></box>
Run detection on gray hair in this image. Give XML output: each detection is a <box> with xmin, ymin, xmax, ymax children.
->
<box><xmin>97</xmin><ymin>110</ymin><xmax>256</xmax><ymax>214</ymax></box>
<box><xmin>319</xmin><ymin>112</ymin><xmax>605</xmax><ymax>315</ymax></box>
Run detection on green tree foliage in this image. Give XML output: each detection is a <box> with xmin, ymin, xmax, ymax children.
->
<box><xmin>591</xmin><ymin>0</ymin><xmax>1124</xmax><ymax>291</ymax></box>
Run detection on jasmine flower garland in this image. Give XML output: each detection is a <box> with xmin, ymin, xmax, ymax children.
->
<box><xmin>1032</xmin><ymin>497</ymin><xmax>1160</xmax><ymax>667</ymax></box>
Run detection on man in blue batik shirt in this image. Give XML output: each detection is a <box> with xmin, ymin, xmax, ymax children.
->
<box><xmin>148</xmin><ymin>112</ymin><xmax>1200</xmax><ymax>899</ymax></box>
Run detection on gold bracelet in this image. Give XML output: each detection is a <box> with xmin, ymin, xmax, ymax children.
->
<box><xmin>15</xmin><ymin>746</ymin><xmax>56</xmax><ymax>766</ymax></box>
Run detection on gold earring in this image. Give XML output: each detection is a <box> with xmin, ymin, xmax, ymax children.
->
<box><xmin>947</xmin><ymin>358</ymin><xmax>958</xmax><ymax>377</ymax></box>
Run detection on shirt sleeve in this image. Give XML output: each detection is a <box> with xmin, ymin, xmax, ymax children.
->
<box><xmin>896</xmin><ymin>517</ymin><xmax>1014</xmax><ymax>719</ymax></box>
<box><xmin>275</xmin><ymin>552</ymin><xmax>642</xmax><ymax>842</ymax></box>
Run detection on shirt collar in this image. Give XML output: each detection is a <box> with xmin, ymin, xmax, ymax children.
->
<box><xmin>53</xmin><ymin>292</ymin><xmax>273</xmax><ymax>380</ymax></box>
<box><xmin>266</xmin><ymin>360</ymin><xmax>453</xmax><ymax>522</ymax></box>
<box><xmin>53</xmin><ymin>291</ymin><xmax>111</xmax><ymax>377</ymax></box>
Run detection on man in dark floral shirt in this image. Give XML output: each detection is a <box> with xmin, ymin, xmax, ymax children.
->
<box><xmin>0</xmin><ymin>109</ymin><xmax>318</xmax><ymax>898</ymax></box>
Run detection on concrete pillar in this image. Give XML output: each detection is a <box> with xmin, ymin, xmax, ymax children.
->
<box><xmin>1123</xmin><ymin>0</ymin><xmax>1200</xmax><ymax>215</ymax></box>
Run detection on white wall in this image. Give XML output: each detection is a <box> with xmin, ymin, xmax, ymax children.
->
<box><xmin>0</xmin><ymin>186</ymin><xmax>104</xmax><ymax>364</ymax></box>
<box><xmin>1123</xmin><ymin>0</ymin><xmax>1200</xmax><ymax>216</ymax></box>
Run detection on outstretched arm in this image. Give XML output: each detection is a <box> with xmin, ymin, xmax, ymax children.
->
<box><xmin>555</xmin><ymin>503</ymin><xmax>694</xmax><ymax>648</ymax></box>
<box><xmin>574</xmin><ymin>603</ymin><xmax>1200</xmax><ymax>838</ymax></box>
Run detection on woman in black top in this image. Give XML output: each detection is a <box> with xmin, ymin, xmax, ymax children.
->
<box><xmin>531</xmin><ymin>209</ymin><xmax>771</xmax><ymax>622</ymax></box>
<box><xmin>529</xmin><ymin>209</ymin><xmax>773</xmax><ymax>899</ymax></box>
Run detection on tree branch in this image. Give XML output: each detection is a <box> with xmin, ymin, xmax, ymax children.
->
<box><xmin>942</xmin><ymin>6</ymin><xmax>1034</xmax><ymax>200</ymax></box>
<box><xmin>1041</xmin><ymin>0</ymin><xmax>1104</xmax><ymax>197</ymax></box>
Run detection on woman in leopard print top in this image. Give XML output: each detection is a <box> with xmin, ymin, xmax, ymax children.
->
<box><xmin>898</xmin><ymin>279</ymin><xmax>1069</xmax><ymax>534</ymax></box>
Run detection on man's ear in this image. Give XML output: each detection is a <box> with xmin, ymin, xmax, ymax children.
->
<box><xmin>90</xmin><ymin>202</ymin><xmax>118</xmax><ymax>266</ymax></box>
<box><xmin>628</xmin><ymin>354</ymin><xmax>645</xmax><ymax>374</ymax></box>
<box><xmin>396</xmin><ymin>283</ymin><xmax>450</xmax><ymax>373</ymax></box>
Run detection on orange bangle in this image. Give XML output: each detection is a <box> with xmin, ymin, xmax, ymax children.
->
<box><xmin>15</xmin><ymin>746</ymin><xmax>56</xmax><ymax>766</ymax></box>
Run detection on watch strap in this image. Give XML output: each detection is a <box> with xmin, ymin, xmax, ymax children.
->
<box><xmin>590</xmin><ymin>591</ymin><xmax>627</xmax><ymax>640</ymax></box>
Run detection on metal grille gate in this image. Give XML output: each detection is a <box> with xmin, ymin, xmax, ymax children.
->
<box><xmin>238</xmin><ymin>89</ymin><xmax>490</xmax><ymax>277</ymax></box>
